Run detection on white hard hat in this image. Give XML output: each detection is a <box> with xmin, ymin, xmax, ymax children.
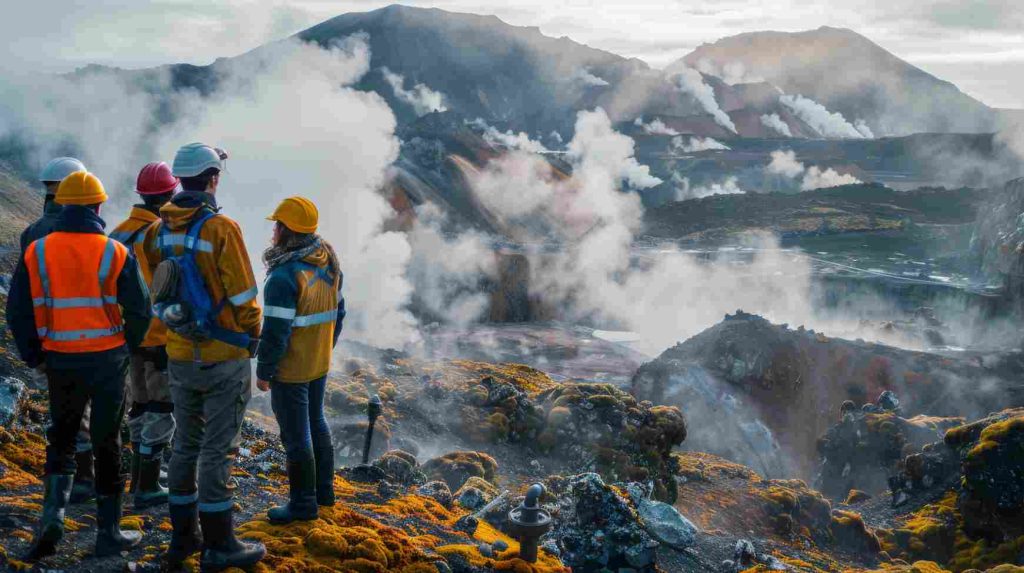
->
<box><xmin>39</xmin><ymin>157</ymin><xmax>86</xmax><ymax>183</ymax></box>
<box><xmin>171</xmin><ymin>142</ymin><xmax>227</xmax><ymax>177</ymax></box>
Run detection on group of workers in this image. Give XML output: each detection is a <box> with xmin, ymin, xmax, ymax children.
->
<box><xmin>4</xmin><ymin>143</ymin><xmax>346</xmax><ymax>571</ymax></box>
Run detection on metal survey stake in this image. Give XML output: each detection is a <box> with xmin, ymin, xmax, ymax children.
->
<box><xmin>362</xmin><ymin>394</ymin><xmax>383</xmax><ymax>465</ymax></box>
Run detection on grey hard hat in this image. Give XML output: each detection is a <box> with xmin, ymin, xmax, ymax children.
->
<box><xmin>171</xmin><ymin>142</ymin><xmax>227</xmax><ymax>177</ymax></box>
<box><xmin>39</xmin><ymin>157</ymin><xmax>85</xmax><ymax>183</ymax></box>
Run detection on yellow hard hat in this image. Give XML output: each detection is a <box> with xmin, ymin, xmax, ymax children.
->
<box><xmin>268</xmin><ymin>196</ymin><xmax>318</xmax><ymax>233</ymax></box>
<box><xmin>55</xmin><ymin>170</ymin><xmax>108</xmax><ymax>206</ymax></box>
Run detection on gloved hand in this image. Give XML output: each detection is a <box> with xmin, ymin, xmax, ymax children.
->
<box><xmin>256</xmin><ymin>379</ymin><xmax>270</xmax><ymax>392</ymax></box>
<box><xmin>247</xmin><ymin>337</ymin><xmax>261</xmax><ymax>359</ymax></box>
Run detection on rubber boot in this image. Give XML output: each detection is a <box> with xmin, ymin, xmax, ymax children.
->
<box><xmin>267</xmin><ymin>454</ymin><xmax>318</xmax><ymax>523</ymax></box>
<box><xmin>23</xmin><ymin>474</ymin><xmax>74</xmax><ymax>560</ymax></box>
<box><xmin>70</xmin><ymin>450</ymin><xmax>95</xmax><ymax>504</ymax></box>
<box><xmin>313</xmin><ymin>443</ymin><xmax>335</xmax><ymax>507</ymax></box>
<box><xmin>95</xmin><ymin>492</ymin><xmax>143</xmax><ymax>557</ymax></box>
<box><xmin>128</xmin><ymin>442</ymin><xmax>141</xmax><ymax>494</ymax></box>
<box><xmin>134</xmin><ymin>445</ymin><xmax>169</xmax><ymax>509</ymax></box>
<box><xmin>199</xmin><ymin>509</ymin><xmax>265</xmax><ymax>572</ymax></box>
<box><xmin>166</xmin><ymin>502</ymin><xmax>202</xmax><ymax>569</ymax></box>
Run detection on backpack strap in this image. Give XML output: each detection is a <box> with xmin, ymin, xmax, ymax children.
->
<box><xmin>185</xmin><ymin>211</ymin><xmax>251</xmax><ymax>350</ymax></box>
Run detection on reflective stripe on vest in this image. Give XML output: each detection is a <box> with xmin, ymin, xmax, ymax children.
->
<box><xmin>156</xmin><ymin>234</ymin><xmax>214</xmax><ymax>253</ymax></box>
<box><xmin>262</xmin><ymin>306</ymin><xmax>336</xmax><ymax>328</ymax></box>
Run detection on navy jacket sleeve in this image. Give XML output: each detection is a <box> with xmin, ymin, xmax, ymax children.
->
<box><xmin>332</xmin><ymin>270</ymin><xmax>345</xmax><ymax>348</ymax></box>
<box><xmin>7</xmin><ymin>254</ymin><xmax>43</xmax><ymax>368</ymax></box>
<box><xmin>117</xmin><ymin>253</ymin><xmax>152</xmax><ymax>351</ymax></box>
<box><xmin>256</xmin><ymin>269</ymin><xmax>296</xmax><ymax>381</ymax></box>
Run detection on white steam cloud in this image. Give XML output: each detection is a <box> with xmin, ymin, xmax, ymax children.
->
<box><xmin>407</xmin><ymin>204</ymin><xmax>497</xmax><ymax>325</ymax></box>
<box><xmin>767</xmin><ymin>149</ymin><xmax>862</xmax><ymax>190</ymax></box>
<box><xmin>0</xmin><ymin>36</ymin><xmax>421</xmax><ymax>349</ymax></box>
<box><xmin>572</xmin><ymin>67</ymin><xmax>610</xmax><ymax>88</ymax></box>
<box><xmin>674</xmin><ymin>67</ymin><xmax>737</xmax><ymax>134</ymax></box>
<box><xmin>671</xmin><ymin>135</ymin><xmax>731</xmax><ymax>153</ymax></box>
<box><xmin>695</xmin><ymin>58</ymin><xmax>765</xmax><ymax>85</ymax></box>
<box><xmin>779</xmin><ymin>94</ymin><xmax>873</xmax><ymax>139</ymax></box>
<box><xmin>468</xmin><ymin>118</ymin><xmax>548</xmax><ymax>153</ymax></box>
<box><xmin>760</xmin><ymin>113</ymin><xmax>793</xmax><ymax>137</ymax></box>
<box><xmin>673</xmin><ymin>174</ymin><xmax>745</xmax><ymax>201</ymax></box>
<box><xmin>634</xmin><ymin>116</ymin><xmax>679</xmax><ymax>136</ymax></box>
<box><xmin>381</xmin><ymin>66</ymin><xmax>447</xmax><ymax>117</ymax></box>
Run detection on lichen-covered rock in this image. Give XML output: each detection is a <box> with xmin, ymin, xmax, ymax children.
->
<box><xmin>454</xmin><ymin>476</ymin><xmax>499</xmax><ymax>511</ymax></box>
<box><xmin>945</xmin><ymin>408</ymin><xmax>1024</xmax><ymax>540</ymax></box>
<box><xmin>418</xmin><ymin>480</ymin><xmax>454</xmax><ymax>508</ymax></box>
<box><xmin>535</xmin><ymin>383</ymin><xmax>685</xmax><ymax>502</ymax></box>
<box><xmin>816</xmin><ymin>408</ymin><xmax>961</xmax><ymax>500</ymax></box>
<box><xmin>549</xmin><ymin>473</ymin><xmax>659</xmax><ymax>572</ymax></box>
<box><xmin>635</xmin><ymin>497</ymin><xmax>698</xmax><ymax>548</ymax></box>
<box><xmin>0</xmin><ymin>377</ymin><xmax>25</xmax><ymax>428</ymax></box>
<box><xmin>422</xmin><ymin>451</ymin><xmax>498</xmax><ymax>491</ymax></box>
<box><xmin>375</xmin><ymin>450</ymin><xmax>425</xmax><ymax>485</ymax></box>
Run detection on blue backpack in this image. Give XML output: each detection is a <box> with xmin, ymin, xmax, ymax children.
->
<box><xmin>152</xmin><ymin>210</ymin><xmax>250</xmax><ymax>349</ymax></box>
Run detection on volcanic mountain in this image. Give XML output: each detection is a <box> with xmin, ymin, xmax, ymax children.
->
<box><xmin>676</xmin><ymin>26</ymin><xmax>998</xmax><ymax>136</ymax></box>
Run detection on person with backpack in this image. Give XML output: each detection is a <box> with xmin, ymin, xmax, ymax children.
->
<box><xmin>7</xmin><ymin>170</ymin><xmax>151</xmax><ymax>559</ymax></box>
<box><xmin>255</xmin><ymin>197</ymin><xmax>345</xmax><ymax>524</ymax></box>
<box><xmin>5</xmin><ymin>157</ymin><xmax>97</xmax><ymax>505</ymax></box>
<box><xmin>142</xmin><ymin>143</ymin><xmax>265</xmax><ymax>571</ymax></box>
<box><xmin>110</xmin><ymin>162</ymin><xmax>180</xmax><ymax>509</ymax></box>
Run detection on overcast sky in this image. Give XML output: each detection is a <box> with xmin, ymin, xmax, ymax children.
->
<box><xmin>2</xmin><ymin>0</ymin><xmax>1021</xmax><ymax>108</ymax></box>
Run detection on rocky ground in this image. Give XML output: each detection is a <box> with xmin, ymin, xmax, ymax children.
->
<box><xmin>0</xmin><ymin>291</ymin><xmax>1023</xmax><ymax>572</ymax></box>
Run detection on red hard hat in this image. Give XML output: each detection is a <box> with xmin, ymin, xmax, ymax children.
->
<box><xmin>136</xmin><ymin>162</ymin><xmax>180</xmax><ymax>195</ymax></box>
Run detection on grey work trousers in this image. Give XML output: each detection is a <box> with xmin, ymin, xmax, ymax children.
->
<box><xmin>166</xmin><ymin>359</ymin><xmax>251</xmax><ymax>512</ymax></box>
<box><xmin>127</xmin><ymin>351</ymin><xmax>175</xmax><ymax>453</ymax></box>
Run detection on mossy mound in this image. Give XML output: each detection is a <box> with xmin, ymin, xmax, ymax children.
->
<box><xmin>874</xmin><ymin>409</ymin><xmax>1024</xmax><ymax>572</ymax></box>
<box><xmin>422</xmin><ymin>451</ymin><xmax>499</xmax><ymax>491</ymax></box>
<box><xmin>535</xmin><ymin>383</ymin><xmax>685</xmax><ymax>503</ymax></box>
<box><xmin>817</xmin><ymin>410</ymin><xmax>960</xmax><ymax>500</ymax></box>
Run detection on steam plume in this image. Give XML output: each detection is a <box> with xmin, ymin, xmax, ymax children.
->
<box><xmin>381</xmin><ymin>66</ymin><xmax>447</xmax><ymax>116</ymax></box>
<box><xmin>673</xmin><ymin>67</ymin><xmax>737</xmax><ymax>133</ymax></box>
<box><xmin>779</xmin><ymin>94</ymin><xmax>872</xmax><ymax>139</ymax></box>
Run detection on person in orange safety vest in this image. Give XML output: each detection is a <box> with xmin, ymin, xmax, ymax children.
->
<box><xmin>7</xmin><ymin>170</ymin><xmax>152</xmax><ymax>560</ymax></box>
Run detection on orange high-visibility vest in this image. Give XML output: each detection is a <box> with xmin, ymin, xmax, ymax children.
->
<box><xmin>25</xmin><ymin>232</ymin><xmax>129</xmax><ymax>354</ymax></box>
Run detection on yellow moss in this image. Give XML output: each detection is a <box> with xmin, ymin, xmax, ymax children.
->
<box><xmin>238</xmin><ymin>504</ymin><xmax>436</xmax><ymax>572</ymax></box>
<box><xmin>0</xmin><ymin>430</ymin><xmax>46</xmax><ymax>490</ymax></box>
<box><xmin>120</xmin><ymin>515</ymin><xmax>146</xmax><ymax>531</ymax></box>
<box><xmin>867</xmin><ymin>561</ymin><xmax>952</xmax><ymax>573</ymax></box>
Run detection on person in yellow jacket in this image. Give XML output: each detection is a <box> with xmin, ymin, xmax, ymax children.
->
<box><xmin>256</xmin><ymin>197</ymin><xmax>345</xmax><ymax>524</ymax></box>
<box><xmin>141</xmin><ymin>143</ymin><xmax>265</xmax><ymax>571</ymax></box>
<box><xmin>110</xmin><ymin>162</ymin><xmax>180</xmax><ymax>509</ymax></box>
<box><xmin>8</xmin><ymin>171</ymin><xmax>150</xmax><ymax>559</ymax></box>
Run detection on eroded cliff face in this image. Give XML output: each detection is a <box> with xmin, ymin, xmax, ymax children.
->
<box><xmin>972</xmin><ymin>178</ymin><xmax>1024</xmax><ymax>299</ymax></box>
<box><xmin>631</xmin><ymin>311</ymin><xmax>1024</xmax><ymax>480</ymax></box>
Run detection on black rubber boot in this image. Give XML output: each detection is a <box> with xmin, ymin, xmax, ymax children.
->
<box><xmin>199</xmin><ymin>509</ymin><xmax>265</xmax><ymax>572</ymax></box>
<box><xmin>95</xmin><ymin>492</ymin><xmax>143</xmax><ymax>556</ymax></box>
<box><xmin>134</xmin><ymin>445</ymin><xmax>169</xmax><ymax>509</ymax></box>
<box><xmin>166</xmin><ymin>502</ymin><xmax>202</xmax><ymax>569</ymax></box>
<box><xmin>128</xmin><ymin>442</ymin><xmax>141</xmax><ymax>494</ymax></box>
<box><xmin>313</xmin><ymin>443</ymin><xmax>335</xmax><ymax>507</ymax></box>
<box><xmin>267</xmin><ymin>454</ymin><xmax>318</xmax><ymax>523</ymax></box>
<box><xmin>70</xmin><ymin>450</ymin><xmax>95</xmax><ymax>504</ymax></box>
<box><xmin>23</xmin><ymin>474</ymin><xmax>74</xmax><ymax>560</ymax></box>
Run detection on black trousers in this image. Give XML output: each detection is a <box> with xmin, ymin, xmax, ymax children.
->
<box><xmin>45</xmin><ymin>356</ymin><xmax>129</xmax><ymax>496</ymax></box>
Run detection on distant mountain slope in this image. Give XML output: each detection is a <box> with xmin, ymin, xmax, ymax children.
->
<box><xmin>0</xmin><ymin>163</ymin><xmax>39</xmax><ymax>272</ymax></box>
<box><xmin>676</xmin><ymin>26</ymin><xmax>997</xmax><ymax>136</ymax></box>
<box><xmin>295</xmin><ymin>4</ymin><xmax>699</xmax><ymax>133</ymax></box>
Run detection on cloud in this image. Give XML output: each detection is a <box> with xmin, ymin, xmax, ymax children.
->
<box><xmin>380</xmin><ymin>66</ymin><xmax>448</xmax><ymax>116</ymax></box>
<box><xmin>572</xmin><ymin>67</ymin><xmax>610</xmax><ymax>87</ymax></box>
<box><xmin>634</xmin><ymin>116</ymin><xmax>680</xmax><ymax>136</ymax></box>
<box><xmin>760</xmin><ymin>113</ymin><xmax>793</xmax><ymax>137</ymax></box>
<box><xmin>671</xmin><ymin>135</ymin><xmax>731</xmax><ymax>152</ymax></box>
<box><xmin>767</xmin><ymin>149</ymin><xmax>862</xmax><ymax>190</ymax></box>
<box><xmin>673</xmin><ymin>66</ymin><xmax>737</xmax><ymax>133</ymax></box>
<box><xmin>673</xmin><ymin>174</ymin><xmax>745</xmax><ymax>200</ymax></box>
<box><xmin>779</xmin><ymin>94</ymin><xmax>872</xmax><ymax>139</ymax></box>
<box><xmin>468</xmin><ymin>118</ymin><xmax>548</xmax><ymax>153</ymax></box>
<box><xmin>569</xmin><ymin>108</ymin><xmax>662</xmax><ymax>190</ymax></box>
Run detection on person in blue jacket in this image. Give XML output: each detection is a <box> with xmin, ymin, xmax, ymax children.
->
<box><xmin>255</xmin><ymin>196</ymin><xmax>345</xmax><ymax>523</ymax></box>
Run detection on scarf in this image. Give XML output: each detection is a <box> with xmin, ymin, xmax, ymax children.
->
<box><xmin>263</xmin><ymin>233</ymin><xmax>341</xmax><ymax>285</ymax></box>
